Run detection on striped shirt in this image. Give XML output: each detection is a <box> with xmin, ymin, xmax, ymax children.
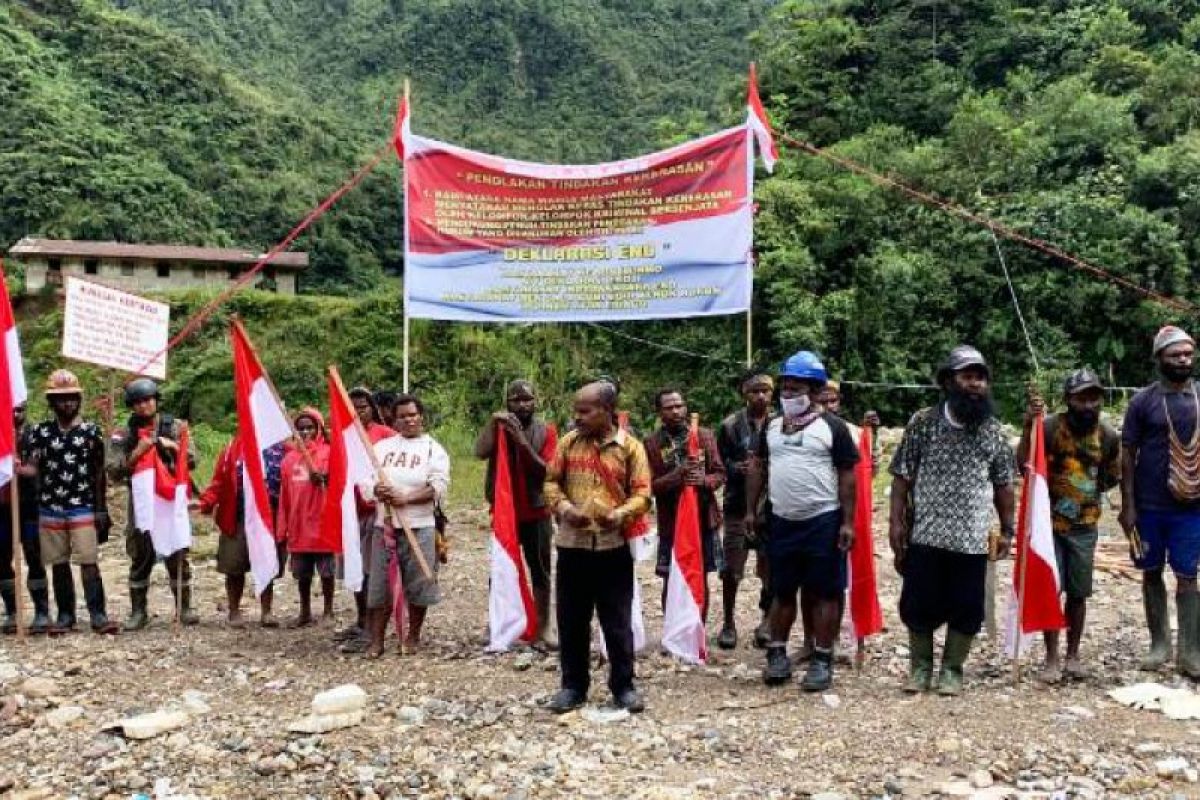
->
<box><xmin>544</xmin><ymin>427</ymin><xmax>651</xmax><ymax>551</ymax></box>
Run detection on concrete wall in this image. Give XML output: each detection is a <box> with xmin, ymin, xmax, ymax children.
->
<box><xmin>16</xmin><ymin>256</ymin><xmax>300</xmax><ymax>295</ymax></box>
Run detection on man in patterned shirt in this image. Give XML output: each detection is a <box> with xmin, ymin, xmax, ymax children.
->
<box><xmin>889</xmin><ymin>346</ymin><xmax>1016</xmax><ymax>695</ymax></box>
<box><xmin>26</xmin><ymin>370</ymin><xmax>117</xmax><ymax>634</ymax></box>
<box><xmin>1019</xmin><ymin>369</ymin><xmax>1120</xmax><ymax>683</ymax></box>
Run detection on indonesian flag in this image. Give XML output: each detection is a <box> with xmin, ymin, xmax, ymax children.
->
<box><xmin>486</xmin><ymin>431</ymin><xmax>537</xmax><ymax>651</ymax></box>
<box><xmin>746</xmin><ymin>63</ymin><xmax>779</xmax><ymax>173</ymax></box>
<box><xmin>130</xmin><ymin>426</ymin><xmax>192</xmax><ymax>557</ymax></box>
<box><xmin>1004</xmin><ymin>414</ymin><xmax>1066</xmax><ymax>656</ymax></box>
<box><xmin>0</xmin><ymin>260</ymin><xmax>26</xmax><ymax>489</ymax></box>
<box><xmin>320</xmin><ymin>371</ymin><xmax>373</xmax><ymax>592</ymax></box>
<box><xmin>392</xmin><ymin>93</ymin><xmax>410</xmax><ymax>160</ymax></box>
<box><xmin>661</xmin><ymin>426</ymin><xmax>707</xmax><ymax>664</ymax></box>
<box><xmin>847</xmin><ymin>426</ymin><xmax>883</xmax><ymax>639</ymax></box>
<box><xmin>232</xmin><ymin>323</ymin><xmax>292</xmax><ymax>595</ymax></box>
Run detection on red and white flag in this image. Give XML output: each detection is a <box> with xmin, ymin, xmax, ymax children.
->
<box><xmin>321</xmin><ymin>371</ymin><xmax>373</xmax><ymax>593</ymax></box>
<box><xmin>847</xmin><ymin>426</ymin><xmax>883</xmax><ymax>639</ymax></box>
<box><xmin>232</xmin><ymin>323</ymin><xmax>292</xmax><ymax>595</ymax></box>
<box><xmin>392</xmin><ymin>93</ymin><xmax>410</xmax><ymax>161</ymax></box>
<box><xmin>746</xmin><ymin>63</ymin><xmax>779</xmax><ymax>173</ymax></box>
<box><xmin>130</xmin><ymin>426</ymin><xmax>192</xmax><ymax>557</ymax></box>
<box><xmin>486</xmin><ymin>431</ymin><xmax>537</xmax><ymax>651</ymax></box>
<box><xmin>1004</xmin><ymin>414</ymin><xmax>1066</xmax><ymax>656</ymax></box>
<box><xmin>661</xmin><ymin>426</ymin><xmax>707</xmax><ymax>664</ymax></box>
<box><xmin>0</xmin><ymin>260</ymin><xmax>27</xmax><ymax>488</ymax></box>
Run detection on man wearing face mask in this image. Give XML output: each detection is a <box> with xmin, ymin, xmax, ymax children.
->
<box><xmin>1121</xmin><ymin>326</ymin><xmax>1200</xmax><ymax>677</ymax></box>
<box><xmin>889</xmin><ymin>345</ymin><xmax>1015</xmax><ymax>695</ymax></box>
<box><xmin>743</xmin><ymin>351</ymin><xmax>859</xmax><ymax>693</ymax></box>
<box><xmin>1019</xmin><ymin>370</ymin><xmax>1120</xmax><ymax>683</ymax></box>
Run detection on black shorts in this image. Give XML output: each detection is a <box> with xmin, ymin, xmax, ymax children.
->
<box><xmin>766</xmin><ymin>510</ymin><xmax>846</xmax><ymax>601</ymax></box>
<box><xmin>898</xmin><ymin>543</ymin><xmax>988</xmax><ymax>636</ymax></box>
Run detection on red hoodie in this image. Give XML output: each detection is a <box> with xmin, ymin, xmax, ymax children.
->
<box><xmin>199</xmin><ymin>438</ymin><xmax>239</xmax><ymax>538</ymax></box>
<box><xmin>278</xmin><ymin>408</ymin><xmax>337</xmax><ymax>553</ymax></box>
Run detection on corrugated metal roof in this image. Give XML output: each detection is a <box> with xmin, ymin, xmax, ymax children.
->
<box><xmin>6</xmin><ymin>237</ymin><xmax>308</xmax><ymax>269</ymax></box>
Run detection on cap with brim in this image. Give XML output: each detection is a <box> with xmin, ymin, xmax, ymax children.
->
<box><xmin>1063</xmin><ymin>369</ymin><xmax>1103</xmax><ymax>396</ymax></box>
<box><xmin>1153</xmin><ymin>326</ymin><xmax>1195</xmax><ymax>357</ymax></box>
<box><xmin>936</xmin><ymin>345</ymin><xmax>990</xmax><ymax>383</ymax></box>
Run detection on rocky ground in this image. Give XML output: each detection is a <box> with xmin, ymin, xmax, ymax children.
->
<box><xmin>2</xmin><ymin>502</ymin><xmax>1200</xmax><ymax>799</ymax></box>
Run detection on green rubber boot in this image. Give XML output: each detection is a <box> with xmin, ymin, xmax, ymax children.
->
<box><xmin>1177</xmin><ymin>591</ymin><xmax>1200</xmax><ymax>679</ymax></box>
<box><xmin>1141</xmin><ymin>576</ymin><xmax>1172</xmax><ymax>670</ymax></box>
<box><xmin>937</xmin><ymin>630</ymin><xmax>975</xmax><ymax>696</ymax></box>
<box><xmin>904</xmin><ymin>630</ymin><xmax>935</xmax><ymax>693</ymax></box>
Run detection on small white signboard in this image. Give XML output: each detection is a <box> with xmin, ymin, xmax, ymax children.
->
<box><xmin>62</xmin><ymin>277</ymin><xmax>170</xmax><ymax>378</ymax></box>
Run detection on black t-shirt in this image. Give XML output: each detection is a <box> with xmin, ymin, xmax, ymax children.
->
<box><xmin>25</xmin><ymin>421</ymin><xmax>104</xmax><ymax>512</ymax></box>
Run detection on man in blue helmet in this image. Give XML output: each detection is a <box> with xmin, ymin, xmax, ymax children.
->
<box><xmin>889</xmin><ymin>345</ymin><xmax>1016</xmax><ymax>695</ymax></box>
<box><xmin>744</xmin><ymin>350</ymin><xmax>859</xmax><ymax>692</ymax></box>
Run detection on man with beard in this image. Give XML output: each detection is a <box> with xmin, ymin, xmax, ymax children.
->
<box><xmin>543</xmin><ymin>381</ymin><xmax>652</xmax><ymax>713</ymax></box>
<box><xmin>1121</xmin><ymin>326</ymin><xmax>1200</xmax><ymax>677</ymax></box>
<box><xmin>889</xmin><ymin>345</ymin><xmax>1015</xmax><ymax>695</ymax></box>
<box><xmin>27</xmin><ymin>370</ymin><xmax>118</xmax><ymax>634</ymax></box>
<box><xmin>475</xmin><ymin>380</ymin><xmax>559</xmax><ymax>649</ymax></box>
<box><xmin>1019</xmin><ymin>369</ymin><xmax>1120</xmax><ymax>682</ymax></box>
<box><xmin>644</xmin><ymin>388</ymin><xmax>725</xmax><ymax>620</ymax></box>
<box><xmin>717</xmin><ymin>370</ymin><xmax>775</xmax><ymax>649</ymax></box>
<box><xmin>744</xmin><ymin>351</ymin><xmax>859</xmax><ymax>692</ymax></box>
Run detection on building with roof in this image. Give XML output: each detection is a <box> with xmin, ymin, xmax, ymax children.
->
<box><xmin>6</xmin><ymin>238</ymin><xmax>307</xmax><ymax>295</ymax></box>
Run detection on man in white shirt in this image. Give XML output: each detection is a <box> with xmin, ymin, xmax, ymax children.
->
<box><xmin>363</xmin><ymin>394</ymin><xmax>450</xmax><ymax>657</ymax></box>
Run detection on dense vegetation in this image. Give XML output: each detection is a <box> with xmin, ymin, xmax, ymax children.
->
<box><xmin>6</xmin><ymin>0</ymin><xmax>1200</xmax><ymax>436</ymax></box>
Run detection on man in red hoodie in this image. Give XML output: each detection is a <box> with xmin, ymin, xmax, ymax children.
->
<box><xmin>279</xmin><ymin>409</ymin><xmax>335</xmax><ymax>627</ymax></box>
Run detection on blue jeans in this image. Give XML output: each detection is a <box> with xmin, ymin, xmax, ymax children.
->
<box><xmin>1136</xmin><ymin>508</ymin><xmax>1200</xmax><ymax>579</ymax></box>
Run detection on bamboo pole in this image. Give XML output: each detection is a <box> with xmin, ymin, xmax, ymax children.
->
<box><xmin>328</xmin><ymin>366</ymin><xmax>433</xmax><ymax>582</ymax></box>
<box><xmin>401</xmin><ymin>79</ymin><xmax>412</xmax><ymax>394</ymax></box>
<box><xmin>231</xmin><ymin>317</ymin><xmax>319</xmax><ymax>475</ymax></box>
<box><xmin>10</xmin><ymin>471</ymin><xmax>23</xmax><ymax>641</ymax></box>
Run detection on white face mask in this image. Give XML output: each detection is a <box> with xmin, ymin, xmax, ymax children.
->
<box><xmin>780</xmin><ymin>394</ymin><xmax>811</xmax><ymax>418</ymax></box>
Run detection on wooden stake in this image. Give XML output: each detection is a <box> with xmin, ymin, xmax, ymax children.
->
<box><xmin>328</xmin><ymin>366</ymin><xmax>433</xmax><ymax>582</ymax></box>
<box><xmin>10</xmin><ymin>472</ymin><xmax>23</xmax><ymax>641</ymax></box>
<box><xmin>401</xmin><ymin>79</ymin><xmax>411</xmax><ymax>394</ymax></box>
<box><xmin>231</xmin><ymin>317</ymin><xmax>318</xmax><ymax>475</ymax></box>
<box><xmin>1011</xmin><ymin>416</ymin><xmax>1038</xmax><ymax>685</ymax></box>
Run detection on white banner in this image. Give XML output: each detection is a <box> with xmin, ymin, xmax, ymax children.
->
<box><xmin>61</xmin><ymin>278</ymin><xmax>169</xmax><ymax>378</ymax></box>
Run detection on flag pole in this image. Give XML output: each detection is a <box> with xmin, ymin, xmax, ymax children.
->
<box><xmin>328</xmin><ymin>365</ymin><xmax>433</xmax><ymax>581</ymax></box>
<box><xmin>401</xmin><ymin>78</ymin><xmax>412</xmax><ymax>394</ymax></box>
<box><xmin>1011</xmin><ymin>414</ymin><xmax>1039</xmax><ymax>685</ymax></box>
<box><xmin>745</xmin><ymin>308</ymin><xmax>752</xmax><ymax>368</ymax></box>
<box><xmin>230</xmin><ymin>317</ymin><xmax>318</xmax><ymax>475</ymax></box>
<box><xmin>10</xmin><ymin>474</ymin><xmax>23</xmax><ymax>641</ymax></box>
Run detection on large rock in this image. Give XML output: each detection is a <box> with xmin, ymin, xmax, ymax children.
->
<box><xmin>118</xmin><ymin>710</ymin><xmax>189</xmax><ymax>740</ymax></box>
<box><xmin>18</xmin><ymin>677</ymin><xmax>56</xmax><ymax>698</ymax></box>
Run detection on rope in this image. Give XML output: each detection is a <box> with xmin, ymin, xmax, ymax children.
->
<box><xmin>778</xmin><ymin>132</ymin><xmax>1196</xmax><ymax>314</ymax></box>
<box><xmin>989</xmin><ymin>227</ymin><xmax>1040</xmax><ymax>374</ymax></box>
<box><xmin>134</xmin><ymin>144</ymin><xmax>391</xmax><ymax>375</ymax></box>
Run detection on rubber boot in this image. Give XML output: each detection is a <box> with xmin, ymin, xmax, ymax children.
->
<box><xmin>1141</xmin><ymin>577</ymin><xmax>1172</xmax><ymax>670</ymax></box>
<box><xmin>532</xmin><ymin>587</ymin><xmax>558</xmax><ymax>652</ymax></box>
<box><xmin>937</xmin><ymin>630</ymin><xmax>975</xmax><ymax>696</ymax></box>
<box><xmin>1177</xmin><ymin>592</ymin><xmax>1200</xmax><ymax>679</ymax></box>
<box><xmin>124</xmin><ymin>585</ymin><xmax>149</xmax><ymax>631</ymax></box>
<box><xmin>50</xmin><ymin>564</ymin><xmax>77</xmax><ymax>633</ymax></box>
<box><xmin>173</xmin><ymin>583</ymin><xmax>200</xmax><ymax>626</ymax></box>
<box><xmin>27</xmin><ymin>578</ymin><xmax>50</xmax><ymax>634</ymax></box>
<box><xmin>0</xmin><ymin>579</ymin><xmax>16</xmax><ymax>634</ymax></box>
<box><xmin>904</xmin><ymin>630</ymin><xmax>935</xmax><ymax>693</ymax></box>
<box><xmin>82</xmin><ymin>569</ymin><xmax>118</xmax><ymax>634</ymax></box>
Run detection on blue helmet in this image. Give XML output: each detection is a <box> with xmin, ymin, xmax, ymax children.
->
<box><xmin>779</xmin><ymin>350</ymin><xmax>827</xmax><ymax>386</ymax></box>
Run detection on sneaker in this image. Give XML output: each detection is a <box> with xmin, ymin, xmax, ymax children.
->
<box><xmin>716</xmin><ymin>625</ymin><xmax>738</xmax><ymax>650</ymax></box>
<box><xmin>546</xmin><ymin>689</ymin><xmax>586</xmax><ymax>714</ymax></box>
<box><xmin>800</xmin><ymin>651</ymin><xmax>833</xmax><ymax>693</ymax></box>
<box><xmin>763</xmin><ymin>644</ymin><xmax>792</xmax><ymax>685</ymax></box>
<box><xmin>613</xmin><ymin>688</ymin><xmax>645</xmax><ymax>714</ymax></box>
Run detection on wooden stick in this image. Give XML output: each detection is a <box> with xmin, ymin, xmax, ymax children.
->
<box><xmin>1011</xmin><ymin>417</ymin><xmax>1038</xmax><ymax>685</ymax></box>
<box><xmin>231</xmin><ymin>317</ymin><xmax>318</xmax><ymax>475</ymax></box>
<box><xmin>328</xmin><ymin>366</ymin><xmax>433</xmax><ymax>582</ymax></box>
<box><xmin>401</xmin><ymin>79</ymin><xmax>412</xmax><ymax>394</ymax></box>
<box><xmin>11</xmin><ymin>471</ymin><xmax>23</xmax><ymax>641</ymax></box>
